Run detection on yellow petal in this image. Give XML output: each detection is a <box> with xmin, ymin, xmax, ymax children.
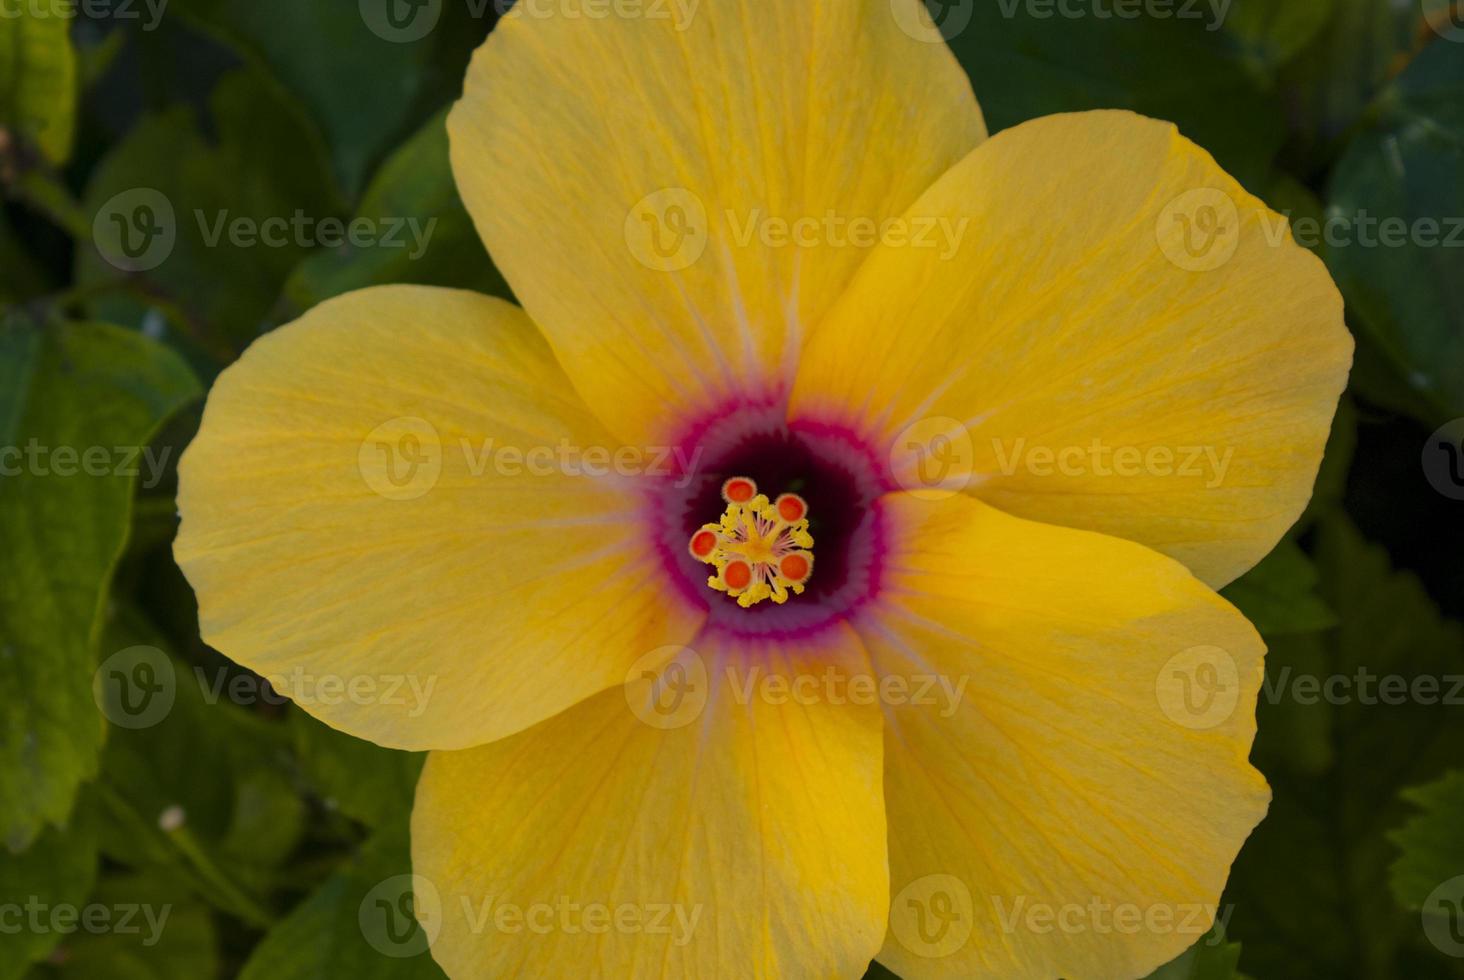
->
<box><xmin>175</xmin><ymin>286</ymin><xmax>703</xmax><ymax>750</ymax></box>
<box><xmin>412</xmin><ymin>629</ymin><xmax>888</xmax><ymax>977</ymax></box>
<box><xmin>450</xmin><ymin>0</ymin><xmax>985</xmax><ymax>445</ymax></box>
<box><xmin>792</xmin><ymin>110</ymin><xmax>1352</xmax><ymax>587</ymax></box>
<box><xmin>863</xmin><ymin>493</ymin><xmax>1269</xmax><ymax>980</ymax></box>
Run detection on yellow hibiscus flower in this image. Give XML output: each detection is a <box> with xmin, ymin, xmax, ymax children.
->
<box><xmin>174</xmin><ymin>1</ymin><xmax>1353</xmax><ymax>977</ymax></box>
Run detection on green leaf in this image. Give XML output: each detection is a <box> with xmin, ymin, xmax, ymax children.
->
<box><xmin>0</xmin><ymin>11</ymin><xmax>77</xmax><ymax>163</ymax></box>
<box><xmin>0</xmin><ymin>316</ymin><xmax>199</xmax><ymax>852</ymax></box>
<box><xmin>0</xmin><ymin>208</ymin><xmax>55</xmax><ymax>305</ymax></box>
<box><xmin>172</xmin><ymin>0</ymin><xmax>493</xmax><ymax>198</ymax></box>
<box><xmin>291</xmin><ymin>712</ymin><xmax>423</xmax><ymax>831</ymax></box>
<box><xmin>1226</xmin><ymin>517</ymin><xmax>1464</xmax><ymax>976</ymax></box>
<box><xmin>27</xmin><ymin>872</ymin><xmax>219</xmax><ymax>980</ymax></box>
<box><xmin>1142</xmin><ymin>923</ymin><xmax>1244</xmax><ymax>979</ymax></box>
<box><xmin>238</xmin><ymin>824</ymin><xmax>445</xmax><ymax>980</ymax></box>
<box><xmin>75</xmin><ymin>67</ymin><xmax>343</xmax><ymax>359</ymax></box>
<box><xmin>0</xmin><ymin>809</ymin><xmax>97</xmax><ymax>980</ymax></box>
<box><xmin>1222</xmin><ymin>0</ymin><xmax>1336</xmax><ymax>81</ymax></box>
<box><xmin>1389</xmin><ymin>770</ymin><xmax>1464</xmax><ymax>910</ymax></box>
<box><xmin>944</xmin><ymin>6</ymin><xmax>1286</xmax><ymax>187</ymax></box>
<box><xmin>1251</xmin><ymin>631</ymin><xmax>1335</xmax><ymax>775</ymax></box>
<box><xmin>281</xmin><ymin>109</ymin><xmax>510</xmax><ymax>317</ymax></box>
<box><xmin>1324</xmin><ymin>41</ymin><xmax>1464</xmax><ymax>426</ymax></box>
<box><xmin>1260</xmin><ymin>172</ymin><xmax>1325</xmax><ymax>250</ymax></box>
<box><xmin>1221</xmin><ymin>539</ymin><xmax>1337</xmax><ymax>637</ymax></box>
<box><xmin>94</xmin><ymin>607</ymin><xmax>301</xmax><ymax>928</ymax></box>
<box><xmin>73</xmin><ymin>26</ymin><xmax>125</xmax><ymax>92</ymax></box>
<box><xmin>1299</xmin><ymin>394</ymin><xmax>1356</xmax><ymax>528</ymax></box>
<box><xmin>1276</xmin><ymin>0</ymin><xmax>1423</xmax><ymax>171</ymax></box>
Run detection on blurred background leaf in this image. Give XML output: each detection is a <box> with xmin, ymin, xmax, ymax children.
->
<box><xmin>236</xmin><ymin>824</ymin><xmax>445</xmax><ymax>980</ymax></box>
<box><xmin>945</xmin><ymin>2</ymin><xmax>1287</xmax><ymax>186</ymax></box>
<box><xmin>0</xmin><ymin>317</ymin><xmax>198</xmax><ymax>853</ymax></box>
<box><xmin>1324</xmin><ymin>42</ymin><xmax>1464</xmax><ymax>426</ymax></box>
<box><xmin>1225</xmin><ymin>518</ymin><xmax>1464</xmax><ymax>977</ymax></box>
<box><xmin>1220</xmin><ymin>538</ymin><xmax>1336</xmax><ymax>637</ymax></box>
<box><xmin>1389</xmin><ymin>770</ymin><xmax>1464</xmax><ymax>909</ymax></box>
<box><xmin>29</xmin><ymin>873</ymin><xmax>221</xmax><ymax>980</ymax></box>
<box><xmin>1273</xmin><ymin>0</ymin><xmax>1424</xmax><ymax>175</ymax></box>
<box><xmin>289</xmin><ymin>714</ymin><xmax>423</xmax><ymax>833</ymax></box>
<box><xmin>1221</xmin><ymin>0</ymin><xmax>1335</xmax><ymax>82</ymax></box>
<box><xmin>73</xmin><ymin>66</ymin><xmax>342</xmax><ymax>363</ymax></box>
<box><xmin>170</xmin><ymin>0</ymin><xmax>495</xmax><ymax>199</ymax></box>
<box><xmin>93</xmin><ymin>606</ymin><xmax>299</xmax><ymax>930</ymax></box>
<box><xmin>0</xmin><ymin>810</ymin><xmax>97</xmax><ymax>979</ymax></box>
<box><xmin>280</xmin><ymin>108</ymin><xmax>510</xmax><ymax>318</ymax></box>
<box><xmin>0</xmin><ymin>13</ymin><xmax>77</xmax><ymax>163</ymax></box>
<box><xmin>1142</xmin><ymin>923</ymin><xmax>1245</xmax><ymax>980</ymax></box>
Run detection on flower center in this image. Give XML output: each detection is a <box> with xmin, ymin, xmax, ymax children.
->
<box><xmin>649</xmin><ymin>403</ymin><xmax>889</xmax><ymax>640</ymax></box>
<box><xmin>687</xmin><ymin>478</ymin><xmax>814</xmax><ymax>607</ymax></box>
